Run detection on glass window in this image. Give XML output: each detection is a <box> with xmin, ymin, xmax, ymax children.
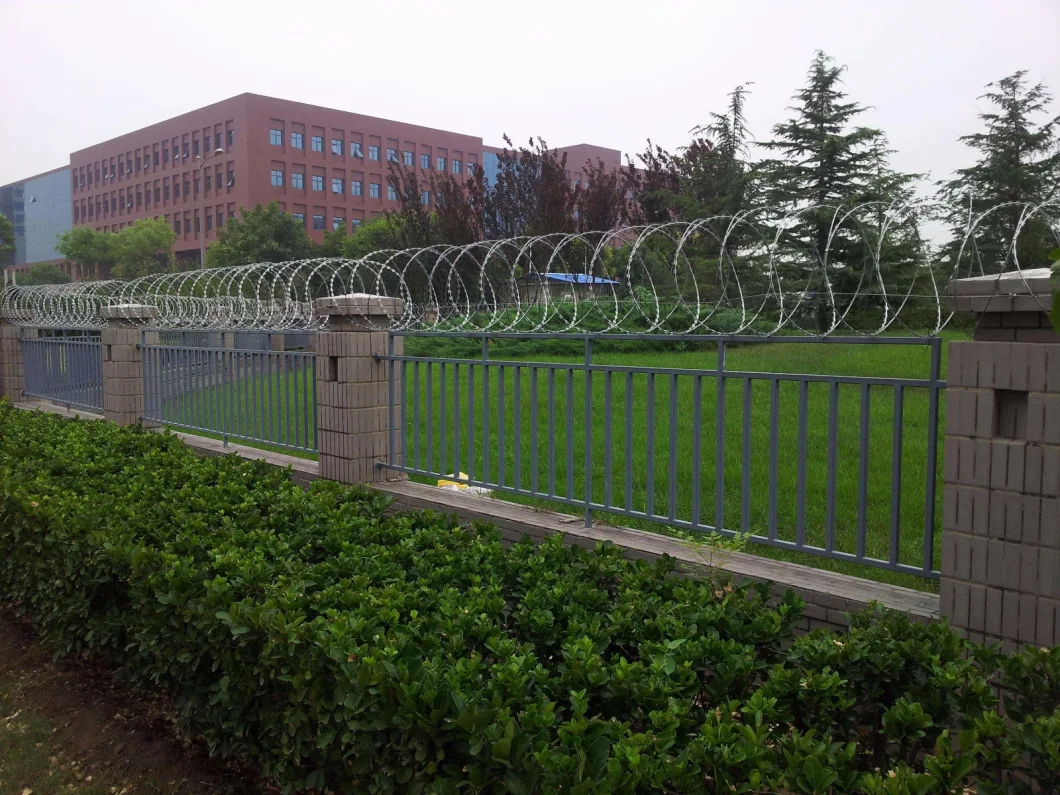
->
<box><xmin>174</xmin><ymin>218</ymin><xmax>181</xmax><ymax>233</ymax></box>
<box><xmin>271</xmin><ymin>169</ymin><xmax>284</xmax><ymax>187</ymax></box>
<box><xmin>467</xmin><ymin>162</ymin><xmax>475</xmax><ymax>175</ymax></box>
<box><xmin>387</xmin><ymin>185</ymin><xmax>397</xmax><ymax>201</ymax></box>
<box><xmin>420</xmin><ymin>190</ymin><xmax>429</xmax><ymax>205</ymax></box>
<box><xmin>174</xmin><ymin>182</ymin><xmax>180</xmax><ymax>198</ymax></box>
<box><xmin>153</xmin><ymin>151</ymin><xmax>160</xmax><ymax>167</ymax></box>
<box><xmin>332</xmin><ymin>138</ymin><xmax>343</xmax><ymax>156</ymax></box>
<box><xmin>206</xmin><ymin>214</ymin><xmax>213</xmax><ymax>231</ymax></box>
<box><xmin>183</xmin><ymin>179</ymin><xmax>190</xmax><ymax>194</ymax></box>
<box><xmin>270</xmin><ymin>129</ymin><xmax>283</xmax><ymax>146</ymax></box>
<box><xmin>217</xmin><ymin>213</ymin><xmax>224</xmax><ymax>228</ymax></box>
<box><xmin>311</xmin><ymin>136</ymin><xmax>324</xmax><ymax>152</ymax></box>
<box><xmin>369</xmin><ymin>182</ymin><xmax>380</xmax><ymax>199</ymax></box>
<box><xmin>386</xmin><ymin>148</ymin><xmax>397</xmax><ymax>163</ymax></box>
<box><xmin>205</xmin><ymin>174</ymin><xmax>212</xmax><ymax>190</ymax></box>
<box><xmin>436</xmin><ymin>156</ymin><xmax>445</xmax><ymax>171</ymax></box>
<box><xmin>312</xmin><ymin>214</ymin><xmax>325</xmax><ymax>230</ymax></box>
<box><xmin>350</xmin><ymin>141</ymin><xmax>363</xmax><ymax>158</ymax></box>
<box><xmin>154</xmin><ymin>187</ymin><xmax>160</xmax><ymax>202</ymax></box>
<box><xmin>227</xmin><ymin>170</ymin><xmax>235</xmax><ymax>188</ymax></box>
<box><xmin>333</xmin><ymin>216</ymin><xmax>345</xmax><ymax>231</ymax></box>
<box><xmin>351</xmin><ymin>180</ymin><xmax>362</xmax><ymax>197</ymax></box>
<box><xmin>162</xmin><ymin>148</ymin><xmax>169</xmax><ymax>164</ymax></box>
<box><xmin>368</xmin><ymin>145</ymin><xmax>380</xmax><ymax>161</ymax></box>
<box><xmin>291</xmin><ymin>172</ymin><xmax>304</xmax><ymax>189</ymax></box>
<box><xmin>403</xmin><ymin>151</ymin><xmax>413</xmax><ymax>166</ymax></box>
<box><xmin>312</xmin><ymin>175</ymin><xmax>323</xmax><ymax>191</ymax></box>
<box><xmin>452</xmin><ymin>159</ymin><xmax>461</xmax><ymax>175</ymax></box>
<box><xmin>291</xmin><ymin>132</ymin><xmax>304</xmax><ymax>149</ymax></box>
<box><xmin>332</xmin><ymin>178</ymin><xmax>344</xmax><ymax>194</ymax></box>
<box><xmin>420</xmin><ymin>153</ymin><xmax>429</xmax><ymax>169</ymax></box>
<box><xmin>351</xmin><ymin>218</ymin><xmax>362</xmax><ymax>228</ymax></box>
<box><xmin>163</xmin><ymin>184</ymin><xmax>170</xmax><ymax>200</ymax></box>
<box><xmin>227</xmin><ymin>129</ymin><xmax>234</xmax><ymax>146</ymax></box>
<box><xmin>292</xmin><ymin>212</ymin><xmax>305</xmax><ymax>225</ymax></box>
<box><xmin>172</xmin><ymin>145</ymin><xmax>179</xmax><ymax>161</ymax></box>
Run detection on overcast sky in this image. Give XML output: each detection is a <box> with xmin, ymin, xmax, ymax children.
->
<box><xmin>1</xmin><ymin>0</ymin><xmax>1058</xmax><ymax>191</ymax></box>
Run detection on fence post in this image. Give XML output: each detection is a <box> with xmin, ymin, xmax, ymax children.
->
<box><xmin>0</xmin><ymin>313</ymin><xmax>32</xmax><ymax>402</ymax></box>
<box><xmin>100</xmin><ymin>304</ymin><xmax>158</xmax><ymax>426</ymax></box>
<box><xmin>314</xmin><ymin>294</ymin><xmax>404</xmax><ymax>485</ymax></box>
<box><xmin>941</xmin><ymin>269</ymin><xmax>1060</xmax><ymax>650</ymax></box>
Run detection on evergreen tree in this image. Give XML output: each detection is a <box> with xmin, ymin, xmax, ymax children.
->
<box><xmin>940</xmin><ymin>70</ymin><xmax>1060</xmax><ymax>275</ymax></box>
<box><xmin>0</xmin><ymin>212</ymin><xmax>14</xmax><ymax>268</ymax></box>
<box><xmin>757</xmin><ymin>51</ymin><xmax>917</xmax><ymax>329</ymax></box>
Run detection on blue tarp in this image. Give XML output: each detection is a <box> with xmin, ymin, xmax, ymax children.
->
<box><xmin>541</xmin><ymin>273</ymin><xmax>621</xmax><ymax>285</ymax></box>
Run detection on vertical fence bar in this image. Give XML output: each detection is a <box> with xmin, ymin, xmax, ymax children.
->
<box><xmin>795</xmin><ymin>379</ymin><xmax>809</xmax><ymax>548</ymax></box>
<box><xmin>691</xmin><ymin>375</ymin><xmax>703</xmax><ymax>528</ymax></box>
<box><xmin>646</xmin><ymin>372</ymin><xmax>655</xmax><ymax>518</ymax></box>
<box><xmin>440</xmin><ymin>362</ymin><xmax>447</xmax><ymax>477</ymax></box>
<box><xmin>741</xmin><ymin>378</ymin><xmax>751</xmax><ymax>534</ymax></box>
<box><xmin>426</xmin><ymin>360</ymin><xmax>434</xmax><ymax>474</ymax></box>
<box><xmin>566</xmin><ymin>368</ymin><xmax>574</xmax><ymax>500</ymax></box>
<box><xmin>530</xmin><ymin>366</ymin><xmax>538</xmax><ymax>494</ymax></box>
<box><xmin>482</xmin><ymin>337</ymin><xmax>490</xmax><ymax>484</ymax></box>
<box><xmin>715</xmin><ymin>341</ymin><xmax>727</xmax><ymax>533</ymax></box>
<box><xmin>603</xmin><ymin>371</ymin><xmax>613</xmax><ymax>509</ymax></box>
<box><xmin>583</xmin><ymin>339</ymin><xmax>592</xmax><ymax>526</ymax></box>
<box><xmin>413</xmin><ymin>360</ymin><xmax>421</xmax><ymax>471</ymax></box>
<box><xmin>387</xmin><ymin>334</ymin><xmax>396</xmax><ymax>469</ymax></box>
<box><xmin>923</xmin><ymin>337</ymin><xmax>942</xmax><ymax>574</ymax></box>
<box><xmin>825</xmin><ymin>381</ymin><xmax>840</xmax><ymax>554</ymax></box>
<box><xmin>513</xmin><ymin>366</ymin><xmax>521</xmax><ymax>491</ymax></box>
<box><xmin>547</xmin><ymin>368</ymin><xmax>555</xmax><ymax>497</ymax></box>
<box><xmin>768</xmin><ymin>378</ymin><xmax>780</xmax><ymax>541</ymax></box>
<box><xmin>668</xmin><ymin>373</ymin><xmax>678</xmax><ymax>522</ymax></box>
<box><xmin>856</xmin><ymin>384</ymin><xmax>870</xmax><ymax>559</ymax></box>
<box><xmin>498</xmin><ymin>365</ymin><xmax>506</xmax><ymax>489</ymax></box>
<box><xmin>467</xmin><ymin>362</ymin><xmax>475</xmax><ymax>481</ymax></box>
<box><xmin>402</xmin><ymin>357</ymin><xmax>409</xmax><ymax>474</ymax></box>
<box><xmin>624</xmin><ymin>372</ymin><xmax>633</xmax><ymax>513</ymax></box>
<box><xmin>453</xmin><ymin>363</ymin><xmax>460</xmax><ymax>478</ymax></box>
<box><xmin>890</xmin><ymin>385</ymin><xmax>905</xmax><ymax>567</ymax></box>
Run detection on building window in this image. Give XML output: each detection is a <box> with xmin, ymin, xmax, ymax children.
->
<box><xmin>387</xmin><ymin>185</ymin><xmax>397</xmax><ymax>201</ymax></box>
<box><xmin>195</xmin><ymin>216</ymin><xmax>200</xmax><ymax>233</ymax></box>
<box><xmin>312</xmin><ymin>214</ymin><xmax>325</xmax><ymax>231</ymax></box>
<box><xmin>369</xmin><ymin>182</ymin><xmax>380</xmax><ymax>199</ymax></box>
<box><xmin>135</xmin><ymin>155</ymin><xmax>141</xmax><ymax>171</ymax></box>
<box><xmin>172</xmin><ymin>145</ymin><xmax>179</xmax><ymax>161</ymax></box>
<box><xmin>421</xmin><ymin>190</ymin><xmax>429</xmax><ymax>205</ymax></box>
<box><xmin>386</xmin><ymin>148</ymin><xmax>397</xmax><ymax>163</ymax></box>
<box><xmin>193</xmin><ymin>139</ymin><xmax>200</xmax><ymax>157</ymax></box>
<box><xmin>333</xmin><ymin>216</ymin><xmax>344</xmax><ymax>231</ymax></box>
<box><xmin>350</xmin><ymin>141</ymin><xmax>363</xmax><ymax>158</ymax></box>
<box><xmin>402</xmin><ymin>151</ymin><xmax>413</xmax><ymax>166</ymax></box>
<box><xmin>351</xmin><ymin>218</ymin><xmax>362</xmax><ymax>229</ymax></box>
<box><xmin>332</xmin><ymin>138</ymin><xmax>343</xmax><ymax>156</ymax></box>
<box><xmin>468</xmin><ymin>162</ymin><xmax>475</xmax><ymax>175</ymax></box>
<box><xmin>136</xmin><ymin>191</ymin><xmax>142</xmax><ymax>206</ymax></box>
<box><xmin>436</xmin><ymin>156</ymin><xmax>445</xmax><ymax>171</ymax></box>
<box><xmin>163</xmin><ymin>184</ymin><xmax>170</xmax><ymax>200</ymax></box>
<box><xmin>285</xmin><ymin>131</ymin><xmax>301</xmax><ymax>149</ymax></box>
<box><xmin>206</xmin><ymin>214</ymin><xmax>213</xmax><ymax>231</ymax></box>
<box><xmin>368</xmin><ymin>145</ymin><xmax>380</xmax><ymax>161</ymax></box>
<box><xmin>227</xmin><ymin>129</ymin><xmax>234</xmax><ymax>147</ymax></box>
<box><xmin>217</xmin><ymin>213</ymin><xmax>224</xmax><ymax>228</ymax></box>
<box><xmin>154</xmin><ymin>188</ymin><xmax>160</xmax><ymax>203</ymax></box>
<box><xmin>227</xmin><ymin>170</ymin><xmax>235</xmax><ymax>188</ymax></box>
<box><xmin>332</xmin><ymin>178</ymin><xmax>343</xmax><ymax>194</ymax></box>
<box><xmin>153</xmin><ymin>151</ymin><xmax>160</xmax><ymax>167</ymax></box>
<box><xmin>420</xmin><ymin>153</ymin><xmax>430</xmax><ymax>169</ymax></box>
<box><xmin>292</xmin><ymin>212</ymin><xmax>305</xmax><ymax>226</ymax></box>
<box><xmin>311</xmin><ymin>135</ymin><xmax>323</xmax><ymax>152</ymax></box>
<box><xmin>270</xmin><ymin>129</ymin><xmax>283</xmax><ymax>146</ymax></box>
<box><xmin>112</xmin><ymin>198</ymin><xmax>117</xmax><ymax>212</ymax></box>
<box><xmin>351</xmin><ymin>180</ymin><xmax>362</xmax><ymax>197</ymax></box>
<box><xmin>291</xmin><ymin>172</ymin><xmax>304</xmax><ymax>189</ymax></box>
<box><xmin>183</xmin><ymin>144</ymin><xmax>190</xmax><ymax>159</ymax></box>
<box><xmin>312</xmin><ymin>175</ymin><xmax>323</xmax><ymax>192</ymax></box>
<box><xmin>174</xmin><ymin>182</ymin><xmax>180</xmax><ymax>198</ymax></box>
<box><xmin>162</xmin><ymin>149</ymin><xmax>169</xmax><ymax>164</ymax></box>
<box><xmin>205</xmin><ymin>174</ymin><xmax>212</xmax><ymax>191</ymax></box>
<box><xmin>174</xmin><ymin>218</ymin><xmax>181</xmax><ymax>233</ymax></box>
<box><xmin>271</xmin><ymin>169</ymin><xmax>284</xmax><ymax>187</ymax></box>
<box><xmin>452</xmin><ymin>159</ymin><xmax>461</xmax><ymax>175</ymax></box>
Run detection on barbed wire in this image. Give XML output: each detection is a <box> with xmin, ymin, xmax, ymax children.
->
<box><xmin>3</xmin><ymin>199</ymin><xmax>1056</xmax><ymax>335</ymax></box>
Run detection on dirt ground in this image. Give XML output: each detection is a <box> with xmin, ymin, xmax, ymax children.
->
<box><xmin>0</xmin><ymin>607</ymin><xmax>267</xmax><ymax>795</ymax></box>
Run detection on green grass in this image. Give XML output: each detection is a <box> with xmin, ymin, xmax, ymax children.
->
<box><xmin>159</xmin><ymin>332</ymin><xmax>965</xmax><ymax>590</ymax></box>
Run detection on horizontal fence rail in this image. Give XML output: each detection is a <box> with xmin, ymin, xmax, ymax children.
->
<box><xmin>21</xmin><ymin>333</ymin><xmax>104</xmax><ymax>413</ymax></box>
<box><xmin>142</xmin><ymin>334</ymin><xmax>317</xmax><ymax>454</ymax></box>
<box><xmin>380</xmin><ymin>333</ymin><xmax>944</xmax><ymax>580</ymax></box>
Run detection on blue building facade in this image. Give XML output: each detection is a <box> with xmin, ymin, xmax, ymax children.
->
<box><xmin>0</xmin><ymin>167</ymin><xmax>71</xmax><ymax>267</ymax></box>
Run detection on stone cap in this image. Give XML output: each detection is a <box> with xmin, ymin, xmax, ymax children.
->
<box><xmin>946</xmin><ymin>268</ymin><xmax>1053</xmax><ymax>313</ymax></box>
<box><xmin>314</xmin><ymin>294</ymin><xmax>404</xmax><ymax>318</ymax></box>
<box><xmin>101</xmin><ymin>304</ymin><xmax>160</xmax><ymax>321</ymax></box>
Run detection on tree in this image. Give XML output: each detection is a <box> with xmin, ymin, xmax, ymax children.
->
<box><xmin>756</xmin><ymin>51</ymin><xmax>917</xmax><ymax>328</ymax></box>
<box><xmin>316</xmin><ymin>224</ymin><xmax>348</xmax><ymax>257</ymax></box>
<box><xmin>56</xmin><ymin>226</ymin><xmax>114</xmax><ymax>282</ymax></box>
<box><xmin>0</xmin><ymin>212</ymin><xmax>14</xmax><ymax>268</ymax></box>
<box><xmin>483</xmin><ymin>136</ymin><xmax>579</xmax><ymax>239</ymax></box>
<box><xmin>205</xmin><ymin>202</ymin><xmax>313</xmax><ymax>267</ymax></box>
<box><xmin>939</xmin><ymin>70</ymin><xmax>1060</xmax><ymax>274</ymax></box>
<box><xmin>624</xmin><ymin>140</ymin><xmax>679</xmax><ymax>225</ymax></box>
<box><xmin>19</xmin><ymin>263</ymin><xmax>71</xmax><ymax>285</ymax></box>
<box><xmin>110</xmin><ymin>217</ymin><xmax>176</xmax><ymax>279</ymax></box>
<box><xmin>342</xmin><ymin>215</ymin><xmax>406</xmax><ymax>259</ymax></box>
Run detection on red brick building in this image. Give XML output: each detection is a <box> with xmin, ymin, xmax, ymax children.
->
<box><xmin>66</xmin><ymin>93</ymin><xmax>623</xmax><ymax>265</ymax></box>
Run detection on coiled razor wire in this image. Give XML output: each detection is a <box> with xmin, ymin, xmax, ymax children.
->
<box><xmin>3</xmin><ymin>199</ymin><xmax>1056</xmax><ymax>335</ymax></box>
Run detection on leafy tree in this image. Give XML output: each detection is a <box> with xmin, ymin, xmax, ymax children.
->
<box><xmin>484</xmin><ymin>136</ymin><xmax>579</xmax><ymax>239</ymax></box>
<box><xmin>577</xmin><ymin>158</ymin><xmax>627</xmax><ymax>234</ymax></box>
<box><xmin>384</xmin><ymin>162</ymin><xmax>433</xmax><ymax>249</ymax></box>
<box><xmin>56</xmin><ymin>225</ymin><xmax>114</xmax><ymax>282</ymax></box>
<box><xmin>624</xmin><ymin>140</ymin><xmax>679</xmax><ymax>224</ymax></box>
<box><xmin>939</xmin><ymin>70</ymin><xmax>1060</xmax><ymax>275</ymax></box>
<box><xmin>19</xmin><ymin>263</ymin><xmax>72</xmax><ymax>285</ymax></box>
<box><xmin>110</xmin><ymin>217</ymin><xmax>176</xmax><ymax>279</ymax></box>
<box><xmin>0</xmin><ymin>212</ymin><xmax>14</xmax><ymax>268</ymax></box>
<box><xmin>341</xmin><ymin>215</ymin><xmax>406</xmax><ymax>259</ymax></box>
<box><xmin>756</xmin><ymin>51</ymin><xmax>917</xmax><ymax>329</ymax></box>
<box><xmin>205</xmin><ymin>202</ymin><xmax>313</xmax><ymax>267</ymax></box>
<box><xmin>431</xmin><ymin>168</ymin><xmax>488</xmax><ymax>246</ymax></box>
<box><xmin>316</xmin><ymin>224</ymin><xmax>348</xmax><ymax>258</ymax></box>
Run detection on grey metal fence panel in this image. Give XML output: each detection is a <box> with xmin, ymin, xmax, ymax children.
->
<box><xmin>21</xmin><ymin>334</ymin><xmax>103</xmax><ymax>413</ymax></box>
<box><xmin>142</xmin><ymin>337</ymin><xmax>316</xmax><ymax>453</ymax></box>
<box><xmin>381</xmin><ymin>332</ymin><xmax>945</xmax><ymax>580</ymax></box>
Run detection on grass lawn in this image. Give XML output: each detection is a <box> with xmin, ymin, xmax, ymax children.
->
<box><xmin>157</xmin><ymin>332</ymin><xmax>963</xmax><ymax>591</ymax></box>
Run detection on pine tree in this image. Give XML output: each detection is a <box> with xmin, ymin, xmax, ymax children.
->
<box><xmin>940</xmin><ymin>71</ymin><xmax>1060</xmax><ymax>275</ymax></box>
<box><xmin>757</xmin><ymin>51</ymin><xmax>917</xmax><ymax>329</ymax></box>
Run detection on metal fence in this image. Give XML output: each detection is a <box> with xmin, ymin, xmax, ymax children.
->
<box><xmin>142</xmin><ymin>335</ymin><xmax>317</xmax><ymax>453</ymax></box>
<box><xmin>21</xmin><ymin>331</ymin><xmax>104</xmax><ymax>413</ymax></box>
<box><xmin>380</xmin><ymin>333</ymin><xmax>944</xmax><ymax>580</ymax></box>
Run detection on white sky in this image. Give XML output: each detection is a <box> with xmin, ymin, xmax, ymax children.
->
<box><xmin>1</xmin><ymin>0</ymin><xmax>1058</xmax><ymax>191</ymax></box>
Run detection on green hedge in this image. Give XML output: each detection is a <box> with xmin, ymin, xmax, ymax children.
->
<box><xmin>0</xmin><ymin>402</ymin><xmax>1057</xmax><ymax>794</ymax></box>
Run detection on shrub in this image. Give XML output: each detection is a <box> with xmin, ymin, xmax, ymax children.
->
<box><xmin>0</xmin><ymin>402</ymin><xmax>1056</xmax><ymax>793</ymax></box>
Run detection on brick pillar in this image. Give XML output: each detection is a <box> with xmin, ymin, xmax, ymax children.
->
<box><xmin>269</xmin><ymin>332</ymin><xmax>285</xmax><ymax>352</ymax></box>
<box><xmin>0</xmin><ymin>313</ymin><xmax>33</xmax><ymax>401</ymax></box>
<box><xmin>314</xmin><ymin>294</ymin><xmax>403</xmax><ymax>485</ymax></box>
<box><xmin>101</xmin><ymin>305</ymin><xmax>158</xmax><ymax>426</ymax></box>
<box><xmin>941</xmin><ymin>268</ymin><xmax>1060</xmax><ymax>649</ymax></box>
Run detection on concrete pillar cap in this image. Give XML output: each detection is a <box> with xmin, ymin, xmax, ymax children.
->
<box><xmin>313</xmin><ymin>293</ymin><xmax>404</xmax><ymax>318</ymax></box>
<box><xmin>101</xmin><ymin>304</ymin><xmax>160</xmax><ymax>321</ymax></box>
